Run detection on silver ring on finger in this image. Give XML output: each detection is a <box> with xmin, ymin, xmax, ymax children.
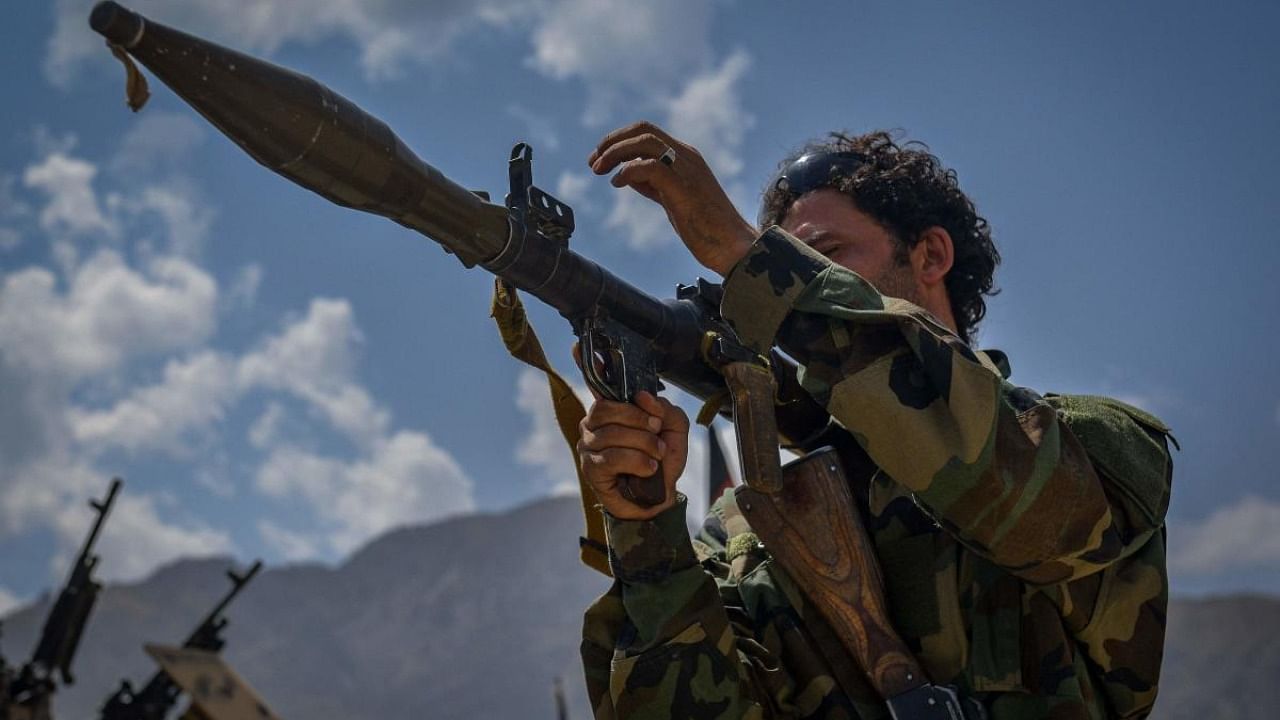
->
<box><xmin>658</xmin><ymin>146</ymin><xmax>677</xmax><ymax>167</ymax></box>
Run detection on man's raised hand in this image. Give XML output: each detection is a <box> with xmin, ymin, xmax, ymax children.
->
<box><xmin>589</xmin><ymin>121</ymin><xmax>757</xmax><ymax>276</ymax></box>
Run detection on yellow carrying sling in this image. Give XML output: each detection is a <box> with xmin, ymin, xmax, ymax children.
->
<box><xmin>489</xmin><ymin>279</ymin><xmax>612</xmax><ymax>577</ymax></box>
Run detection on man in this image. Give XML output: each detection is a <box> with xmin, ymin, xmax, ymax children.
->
<box><xmin>575</xmin><ymin>122</ymin><xmax>1173</xmax><ymax>720</ymax></box>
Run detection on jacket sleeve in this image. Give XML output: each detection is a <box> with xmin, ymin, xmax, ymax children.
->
<box><xmin>719</xmin><ymin>226</ymin><xmax>1167</xmax><ymax>585</ymax></box>
<box><xmin>581</xmin><ymin>494</ymin><xmax>862</xmax><ymax>719</ymax></box>
<box><xmin>582</xmin><ymin>495</ymin><xmax>770</xmax><ymax>719</ymax></box>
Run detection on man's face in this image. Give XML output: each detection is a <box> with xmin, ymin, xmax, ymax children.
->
<box><xmin>780</xmin><ymin>189</ymin><xmax>918</xmax><ymax>302</ymax></box>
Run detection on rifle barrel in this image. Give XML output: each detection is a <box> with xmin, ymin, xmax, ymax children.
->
<box><xmin>71</xmin><ymin>478</ymin><xmax>121</xmax><ymax>578</ymax></box>
<box><xmin>184</xmin><ymin>560</ymin><xmax>262</xmax><ymax>649</ymax></box>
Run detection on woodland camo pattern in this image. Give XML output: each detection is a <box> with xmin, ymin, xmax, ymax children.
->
<box><xmin>581</xmin><ymin>227</ymin><xmax>1174</xmax><ymax>719</ymax></box>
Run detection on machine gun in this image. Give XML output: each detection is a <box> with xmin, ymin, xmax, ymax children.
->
<box><xmin>5</xmin><ymin>478</ymin><xmax>121</xmax><ymax>718</ymax></box>
<box><xmin>99</xmin><ymin>560</ymin><xmax>262</xmax><ymax>720</ymax></box>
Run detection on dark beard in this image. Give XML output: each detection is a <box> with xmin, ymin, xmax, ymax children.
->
<box><xmin>869</xmin><ymin>264</ymin><xmax>919</xmax><ymax>305</ymax></box>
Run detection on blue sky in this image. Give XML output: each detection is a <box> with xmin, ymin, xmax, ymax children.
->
<box><xmin>1</xmin><ymin>0</ymin><xmax>1278</xmax><ymax>610</ymax></box>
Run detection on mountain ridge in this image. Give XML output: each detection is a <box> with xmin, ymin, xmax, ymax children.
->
<box><xmin>2</xmin><ymin>495</ymin><xmax>1275</xmax><ymax>719</ymax></box>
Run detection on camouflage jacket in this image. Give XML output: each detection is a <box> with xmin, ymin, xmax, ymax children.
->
<box><xmin>581</xmin><ymin>227</ymin><xmax>1174</xmax><ymax>720</ymax></box>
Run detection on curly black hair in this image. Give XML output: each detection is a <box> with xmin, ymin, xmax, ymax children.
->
<box><xmin>759</xmin><ymin>131</ymin><xmax>1000</xmax><ymax>343</ymax></box>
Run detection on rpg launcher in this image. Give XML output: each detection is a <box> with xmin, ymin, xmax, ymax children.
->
<box><xmin>86</xmin><ymin>8</ymin><xmax>980</xmax><ymax>717</ymax></box>
<box><xmin>99</xmin><ymin>560</ymin><xmax>263</xmax><ymax>720</ymax></box>
<box><xmin>5</xmin><ymin>478</ymin><xmax>121</xmax><ymax>716</ymax></box>
<box><xmin>87</xmin><ymin>0</ymin><xmax>837</xmax><ymax>508</ymax></box>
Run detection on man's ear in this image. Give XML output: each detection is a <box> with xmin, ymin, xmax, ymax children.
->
<box><xmin>911</xmin><ymin>226</ymin><xmax>954</xmax><ymax>286</ymax></box>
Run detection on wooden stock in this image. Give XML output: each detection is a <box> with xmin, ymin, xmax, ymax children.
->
<box><xmin>736</xmin><ymin>448</ymin><xmax>927</xmax><ymax>700</ymax></box>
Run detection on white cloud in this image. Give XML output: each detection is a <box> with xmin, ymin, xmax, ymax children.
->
<box><xmin>88</xmin><ymin>493</ymin><xmax>235</xmax><ymax>582</ymax></box>
<box><xmin>49</xmin><ymin>0</ymin><xmax>719</xmax><ymax>123</ymax></box>
<box><xmin>130</xmin><ymin>184</ymin><xmax>215</xmax><ymax>257</ymax></box>
<box><xmin>23</xmin><ymin>123</ymin><xmax>211</xmax><ymax>260</ymax></box>
<box><xmin>604</xmin><ymin>191</ymin><xmax>673</xmax><ymax>251</ymax></box>
<box><xmin>248</xmin><ymin>402</ymin><xmax>288</xmax><ymax>449</ymax></box>
<box><xmin>555</xmin><ymin>171</ymin><xmax>592</xmax><ymax>210</ymax></box>
<box><xmin>48</xmin><ymin>0</ymin><xmax>532</xmax><ymax>86</ymax></box>
<box><xmin>239</xmin><ymin>299</ymin><xmax>390</xmax><ymax>447</ymax></box>
<box><xmin>0</xmin><ymin>174</ymin><xmax>32</xmax><ymax>219</ymax></box>
<box><xmin>1</xmin><ymin>459</ymin><xmax>98</xmax><ymax>538</ymax></box>
<box><xmin>0</xmin><ymin>250</ymin><xmax>217</xmax><ymax>381</ymax></box>
<box><xmin>67</xmin><ymin>351</ymin><xmax>237</xmax><ymax>455</ymax></box>
<box><xmin>194</xmin><ymin>461</ymin><xmax>237</xmax><ymax>499</ymax></box>
<box><xmin>527</xmin><ymin>0</ymin><xmax>714</xmax><ymax>125</ymax></box>
<box><xmin>665</xmin><ymin>51</ymin><xmax>754</xmax><ymax>179</ymax></box>
<box><xmin>240</xmin><ymin>301</ymin><xmax>361</xmax><ymax>396</ymax></box>
<box><xmin>255</xmin><ymin>430</ymin><xmax>473</xmax><ymax>555</ymax></box>
<box><xmin>56</xmin><ymin>0</ymin><xmax>722</xmax><ymax>97</ymax></box>
<box><xmin>224</xmin><ymin>264</ymin><xmax>264</xmax><ymax>312</ymax></box>
<box><xmin>61</xmin><ymin>298</ymin><xmax>398</xmax><ymax>457</ymax></box>
<box><xmin>31</xmin><ymin>127</ymin><xmax>80</xmax><ymax>159</ymax></box>
<box><xmin>507</xmin><ymin>104</ymin><xmax>561</xmax><ymax>152</ymax></box>
<box><xmin>109</xmin><ymin>112</ymin><xmax>206</xmax><ymax>177</ymax></box>
<box><xmin>1170</xmin><ymin>495</ymin><xmax>1280</xmax><ymax>578</ymax></box>
<box><xmin>23</xmin><ymin>152</ymin><xmax>116</xmax><ymax>238</ymax></box>
<box><xmin>0</xmin><ymin>586</ymin><xmax>22</xmax><ymax>616</ymax></box>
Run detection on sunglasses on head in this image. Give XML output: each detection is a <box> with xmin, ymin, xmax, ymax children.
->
<box><xmin>774</xmin><ymin>151</ymin><xmax>866</xmax><ymax>197</ymax></box>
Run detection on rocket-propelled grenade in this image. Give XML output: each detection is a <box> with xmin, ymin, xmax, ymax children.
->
<box><xmin>89</xmin><ymin>2</ymin><xmax>840</xmax><ymax>508</ymax></box>
<box><xmin>89</xmin><ymin>1</ymin><xmax>509</xmax><ymax>268</ymax></box>
<box><xmin>86</xmin><ymin>1</ymin><xmax>702</xmax><ymax>377</ymax></box>
<box><xmin>87</xmin><ymin>1</ymin><xmax>670</xmax><ymax>334</ymax></box>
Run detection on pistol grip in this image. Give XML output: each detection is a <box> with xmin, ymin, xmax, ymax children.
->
<box><xmin>617</xmin><ymin>463</ymin><xmax>667</xmax><ymax>507</ymax></box>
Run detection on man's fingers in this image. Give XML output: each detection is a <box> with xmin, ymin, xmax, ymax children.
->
<box><xmin>582</xmin><ymin>399</ymin><xmax>662</xmax><ymax>433</ymax></box>
<box><xmin>635</xmin><ymin>392</ymin><xmax>690</xmax><ymax>432</ymax></box>
<box><xmin>610</xmin><ymin>159</ymin><xmax>676</xmax><ymax>195</ymax></box>
<box><xmin>629</xmin><ymin>182</ymin><xmax>662</xmax><ymax>204</ymax></box>
<box><xmin>582</xmin><ymin>447</ymin><xmax>660</xmax><ymax>477</ymax></box>
<box><xmin>632</xmin><ymin>391</ymin><xmax>663</xmax><ymax>417</ymax></box>
<box><xmin>591</xmin><ymin>134</ymin><xmax>672</xmax><ymax>175</ymax></box>
<box><xmin>580</xmin><ymin>424</ymin><xmax>665</xmax><ymax>460</ymax></box>
<box><xmin>588</xmin><ymin>121</ymin><xmax>680</xmax><ymax>166</ymax></box>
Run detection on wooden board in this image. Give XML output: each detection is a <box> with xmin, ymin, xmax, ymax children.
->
<box><xmin>144</xmin><ymin>644</ymin><xmax>283</xmax><ymax>720</ymax></box>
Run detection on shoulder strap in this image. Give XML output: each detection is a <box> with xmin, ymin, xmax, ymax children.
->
<box><xmin>490</xmin><ymin>279</ymin><xmax>611</xmax><ymax>577</ymax></box>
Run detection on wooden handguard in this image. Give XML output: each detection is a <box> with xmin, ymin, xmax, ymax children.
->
<box><xmin>736</xmin><ymin>448</ymin><xmax>928</xmax><ymax>701</ymax></box>
<box><xmin>721</xmin><ymin>361</ymin><xmax>784</xmax><ymax>494</ymax></box>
